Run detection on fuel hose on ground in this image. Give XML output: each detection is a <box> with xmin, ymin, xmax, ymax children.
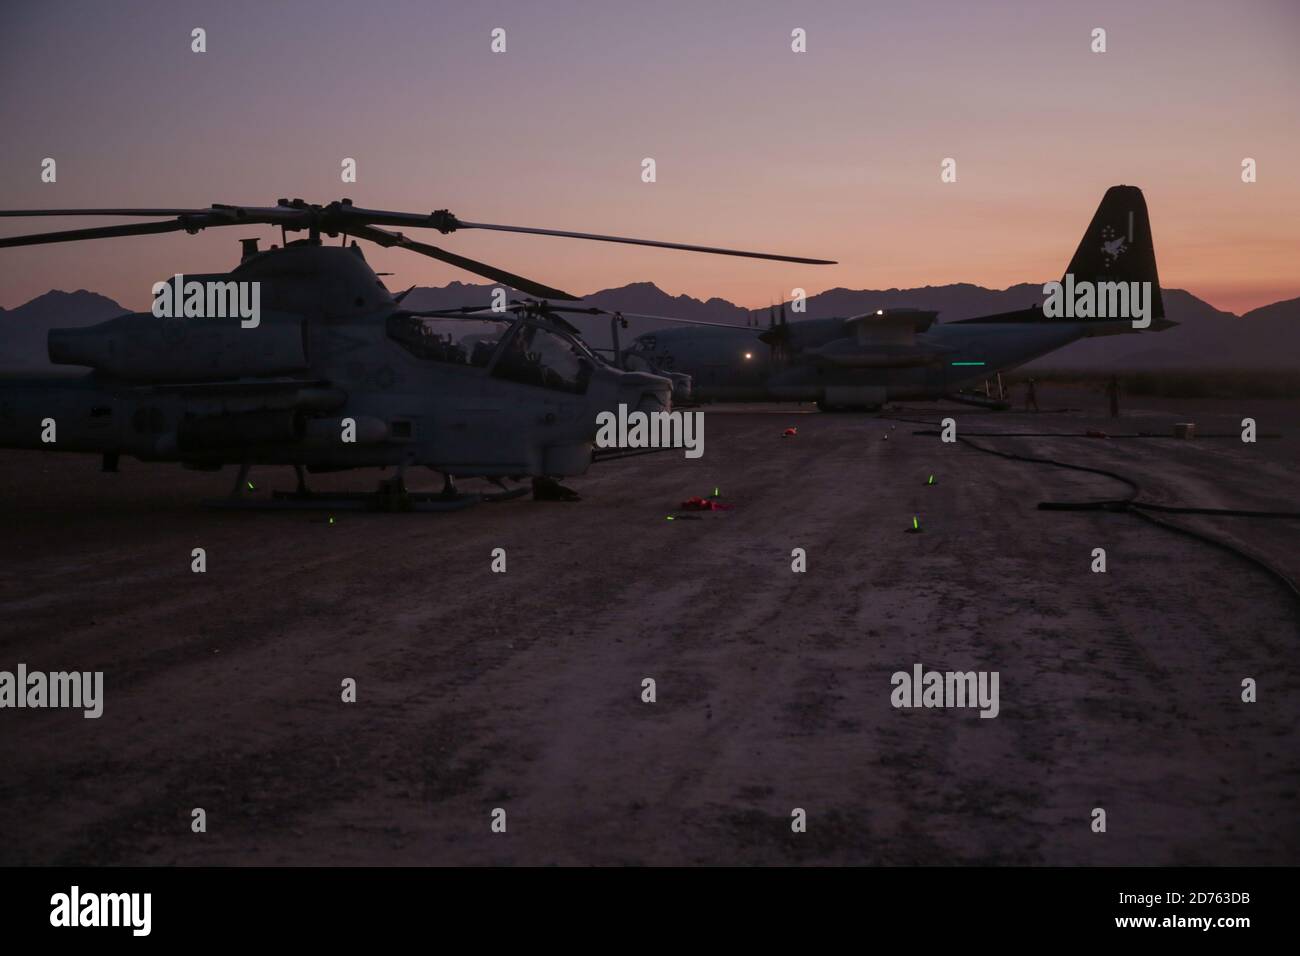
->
<box><xmin>890</xmin><ymin>416</ymin><xmax>1300</xmax><ymax>607</ymax></box>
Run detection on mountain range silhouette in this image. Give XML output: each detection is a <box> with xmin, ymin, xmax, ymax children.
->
<box><xmin>3</xmin><ymin>282</ymin><xmax>1297</xmax><ymax>371</ymax></box>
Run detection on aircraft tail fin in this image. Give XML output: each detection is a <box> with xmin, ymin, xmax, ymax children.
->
<box><xmin>1063</xmin><ymin>185</ymin><xmax>1164</xmax><ymax>319</ymax></box>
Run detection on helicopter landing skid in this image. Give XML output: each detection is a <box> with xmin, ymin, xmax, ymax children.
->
<box><xmin>202</xmin><ymin>483</ymin><xmax>530</xmax><ymax>513</ymax></box>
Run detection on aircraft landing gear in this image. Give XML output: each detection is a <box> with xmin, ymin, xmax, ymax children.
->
<box><xmin>374</xmin><ymin>474</ymin><xmax>413</xmax><ymax>512</ymax></box>
<box><xmin>229</xmin><ymin>462</ymin><xmax>252</xmax><ymax>498</ymax></box>
<box><xmin>291</xmin><ymin>464</ymin><xmax>313</xmax><ymax>498</ymax></box>
<box><xmin>205</xmin><ymin>467</ymin><xmax>529</xmax><ymax>512</ymax></box>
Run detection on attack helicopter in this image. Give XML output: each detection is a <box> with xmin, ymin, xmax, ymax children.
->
<box><xmin>0</xmin><ymin>199</ymin><xmax>833</xmax><ymax>509</ymax></box>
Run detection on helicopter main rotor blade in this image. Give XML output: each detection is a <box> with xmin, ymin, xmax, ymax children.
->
<box><xmin>333</xmin><ymin>206</ymin><xmax>457</xmax><ymax>231</ymax></box>
<box><xmin>333</xmin><ymin>206</ymin><xmax>836</xmax><ymax>264</ymax></box>
<box><xmin>528</xmin><ymin>303</ymin><xmax>756</xmax><ymax>330</ymax></box>
<box><xmin>0</xmin><ymin>208</ymin><xmax>212</xmax><ymax>218</ymax></box>
<box><xmin>0</xmin><ymin>218</ymin><xmax>199</xmax><ymax>248</ymax></box>
<box><xmin>0</xmin><ymin>201</ymin><xmax>836</xmax><ymax>269</ymax></box>
<box><xmin>401</xmin><ymin>306</ymin><xmax>500</xmax><ymax>317</ymax></box>
<box><xmin>455</xmin><ymin>221</ymin><xmax>837</xmax><ymax>265</ymax></box>
<box><xmin>348</xmin><ymin>224</ymin><xmax>579</xmax><ymax>301</ymax></box>
<box><xmin>0</xmin><ymin>206</ymin><xmax>299</xmax><ymax>248</ymax></box>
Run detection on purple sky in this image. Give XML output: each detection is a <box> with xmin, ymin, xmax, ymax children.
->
<box><xmin>1</xmin><ymin>0</ymin><xmax>1297</xmax><ymax>314</ymax></box>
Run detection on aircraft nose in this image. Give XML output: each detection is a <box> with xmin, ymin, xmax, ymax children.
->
<box><xmin>618</xmin><ymin>370</ymin><xmax>673</xmax><ymax>412</ymax></box>
<box><xmin>590</xmin><ymin>366</ymin><xmax>672</xmax><ymax>415</ymax></box>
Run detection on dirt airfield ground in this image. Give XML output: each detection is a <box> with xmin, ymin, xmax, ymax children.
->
<box><xmin>1</xmin><ymin>386</ymin><xmax>1297</xmax><ymax>866</ymax></box>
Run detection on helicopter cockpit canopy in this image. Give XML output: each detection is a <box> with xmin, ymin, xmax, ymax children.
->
<box><xmin>386</xmin><ymin>309</ymin><xmax>596</xmax><ymax>394</ymax></box>
<box><xmin>492</xmin><ymin>320</ymin><xmax>593</xmax><ymax>394</ymax></box>
<box><xmin>386</xmin><ymin>313</ymin><xmax>511</xmax><ymax>367</ymax></box>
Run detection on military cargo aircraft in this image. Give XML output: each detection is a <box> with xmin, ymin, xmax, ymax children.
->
<box><xmin>622</xmin><ymin>185</ymin><xmax>1176</xmax><ymax>410</ymax></box>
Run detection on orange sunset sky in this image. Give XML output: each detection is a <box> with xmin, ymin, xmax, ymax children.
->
<box><xmin>1</xmin><ymin>0</ymin><xmax>1297</xmax><ymax>315</ymax></box>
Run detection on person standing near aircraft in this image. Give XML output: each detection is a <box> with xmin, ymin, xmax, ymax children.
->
<box><xmin>1025</xmin><ymin>378</ymin><xmax>1039</xmax><ymax>412</ymax></box>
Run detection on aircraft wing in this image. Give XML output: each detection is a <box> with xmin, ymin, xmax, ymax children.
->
<box><xmin>843</xmin><ymin>309</ymin><xmax>940</xmax><ymax>345</ymax></box>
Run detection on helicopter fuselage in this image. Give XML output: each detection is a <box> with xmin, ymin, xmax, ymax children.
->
<box><xmin>0</xmin><ymin>242</ymin><xmax>673</xmax><ymax>480</ymax></box>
